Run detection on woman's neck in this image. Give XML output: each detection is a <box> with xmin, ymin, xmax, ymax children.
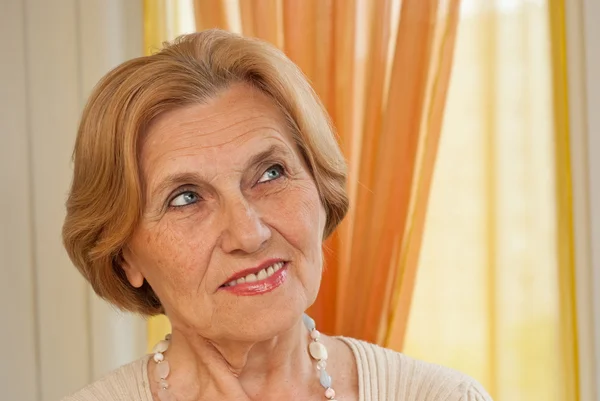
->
<box><xmin>150</xmin><ymin>317</ymin><xmax>321</xmax><ymax>401</ymax></box>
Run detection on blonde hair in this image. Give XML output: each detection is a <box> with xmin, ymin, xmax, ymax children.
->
<box><xmin>63</xmin><ymin>30</ymin><xmax>348</xmax><ymax>315</ymax></box>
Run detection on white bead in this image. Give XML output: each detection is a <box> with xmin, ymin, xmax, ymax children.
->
<box><xmin>153</xmin><ymin>352</ymin><xmax>164</xmax><ymax>363</ymax></box>
<box><xmin>317</xmin><ymin>360</ymin><xmax>327</xmax><ymax>370</ymax></box>
<box><xmin>310</xmin><ymin>329</ymin><xmax>321</xmax><ymax>340</ymax></box>
<box><xmin>309</xmin><ymin>341</ymin><xmax>328</xmax><ymax>361</ymax></box>
<box><xmin>152</xmin><ymin>340</ymin><xmax>170</xmax><ymax>354</ymax></box>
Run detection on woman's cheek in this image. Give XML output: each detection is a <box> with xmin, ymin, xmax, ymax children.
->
<box><xmin>146</xmin><ymin>220</ymin><xmax>209</xmax><ymax>277</ymax></box>
<box><xmin>284</xmin><ymin>182</ymin><xmax>322</xmax><ymax>226</ymax></box>
<box><xmin>265</xmin><ymin>181</ymin><xmax>323</xmax><ymax>249</ymax></box>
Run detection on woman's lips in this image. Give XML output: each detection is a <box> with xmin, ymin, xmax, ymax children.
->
<box><xmin>220</xmin><ymin>262</ymin><xmax>288</xmax><ymax>296</ymax></box>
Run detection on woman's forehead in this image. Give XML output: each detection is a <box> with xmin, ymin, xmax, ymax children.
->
<box><xmin>142</xmin><ymin>84</ymin><xmax>291</xmax><ymax>155</ymax></box>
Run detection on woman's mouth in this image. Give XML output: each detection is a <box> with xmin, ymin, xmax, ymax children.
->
<box><xmin>220</xmin><ymin>261</ymin><xmax>288</xmax><ymax>296</ymax></box>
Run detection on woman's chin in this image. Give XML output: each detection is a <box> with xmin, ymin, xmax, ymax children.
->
<box><xmin>172</xmin><ymin>268</ymin><xmax>320</xmax><ymax>342</ymax></box>
<box><xmin>216</xmin><ymin>294</ymin><xmax>310</xmax><ymax>342</ymax></box>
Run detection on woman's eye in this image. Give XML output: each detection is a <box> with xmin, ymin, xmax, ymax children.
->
<box><xmin>169</xmin><ymin>191</ymin><xmax>199</xmax><ymax>207</ymax></box>
<box><xmin>258</xmin><ymin>164</ymin><xmax>285</xmax><ymax>184</ymax></box>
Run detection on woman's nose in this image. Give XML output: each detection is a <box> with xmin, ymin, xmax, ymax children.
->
<box><xmin>219</xmin><ymin>195</ymin><xmax>271</xmax><ymax>255</ymax></box>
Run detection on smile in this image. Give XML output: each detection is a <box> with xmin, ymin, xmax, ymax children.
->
<box><xmin>220</xmin><ymin>261</ymin><xmax>288</xmax><ymax>296</ymax></box>
<box><xmin>224</xmin><ymin>261</ymin><xmax>285</xmax><ymax>287</ymax></box>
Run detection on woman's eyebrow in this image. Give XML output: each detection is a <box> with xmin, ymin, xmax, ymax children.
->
<box><xmin>151</xmin><ymin>171</ymin><xmax>204</xmax><ymax>200</ymax></box>
<box><xmin>151</xmin><ymin>144</ymin><xmax>292</xmax><ymax>199</ymax></box>
<box><xmin>245</xmin><ymin>144</ymin><xmax>292</xmax><ymax>168</ymax></box>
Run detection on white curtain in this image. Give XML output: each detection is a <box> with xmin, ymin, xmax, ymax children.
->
<box><xmin>0</xmin><ymin>2</ymin><xmax>146</xmax><ymax>401</ymax></box>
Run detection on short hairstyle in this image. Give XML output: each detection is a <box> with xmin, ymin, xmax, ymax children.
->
<box><xmin>62</xmin><ymin>29</ymin><xmax>348</xmax><ymax>315</ymax></box>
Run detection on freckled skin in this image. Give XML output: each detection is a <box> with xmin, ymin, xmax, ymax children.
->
<box><xmin>119</xmin><ymin>84</ymin><xmax>358</xmax><ymax>400</ymax></box>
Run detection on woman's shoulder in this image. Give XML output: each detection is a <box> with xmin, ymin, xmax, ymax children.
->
<box><xmin>61</xmin><ymin>355</ymin><xmax>152</xmax><ymax>401</ymax></box>
<box><xmin>338</xmin><ymin>337</ymin><xmax>493</xmax><ymax>401</ymax></box>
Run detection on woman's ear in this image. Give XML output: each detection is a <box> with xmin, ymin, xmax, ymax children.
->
<box><xmin>120</xmin><ymin>247</ymin><xmax>145</xmax><ymax>288</ymax></box>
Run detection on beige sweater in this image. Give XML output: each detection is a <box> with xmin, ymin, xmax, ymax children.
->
<box><xmin>62</xmin><ymin>337</ymin><xmax>492</xmax><ymax>401</ymax></box>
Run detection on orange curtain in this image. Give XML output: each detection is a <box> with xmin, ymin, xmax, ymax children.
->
<box><xmin>194</xmin><ymin>0</ymin><xmax>461</xmax><ymax>349</ymax></box>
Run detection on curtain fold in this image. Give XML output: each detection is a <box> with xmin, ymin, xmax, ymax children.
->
<box><xmin>329</xmin><ymin>0</ymin><xmax>357</xmax><ymax>333</ymax></box>
<box><xmin>342</xmin><ymin>0</ymin><xmax>393</xmax><ymax>339</ymax></box>
<box><xmin>143</xmin><ymin>0</ymin><xmax>168</xmax><ymax>54</ymax></box>
<box><xmin>193</xmin><ymin>0</ymin><xmax>228</xmax><ymax>30</ymax></box>
<box><xmin>548</xmin><ymin>0</ymin><xmax>580</xmax><ymax>400</ymax></box>
<box><xmin>239</xmin><ymin>0</ymin><xmax>283</xmax><ymax>47</ymax></box>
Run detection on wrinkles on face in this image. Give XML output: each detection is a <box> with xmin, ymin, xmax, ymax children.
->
<box><xmin>143</xmin><ymin>98</ymin><xmax>292</xmax><ymax>168</ymax></box>
<box><xmin>143</xmin><ymin>130</ymin><xmax>302</xmax><ymax>216</ymax></box>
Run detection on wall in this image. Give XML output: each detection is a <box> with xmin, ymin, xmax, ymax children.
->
<box><xmin>0</xmin><ymin>1</ymin><xmax>146</xmax><ymax>400</ymax></box>
<box><xmin>582</xmin><ymin>0</ymin><xmax>600</xmax><ymax>398</ymax></box>
<box><xmin>566</xmin><ymin>0</ymin><xmax>600</xmax><ymax>400</ymax></box>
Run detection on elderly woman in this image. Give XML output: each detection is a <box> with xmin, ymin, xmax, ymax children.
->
<box><xmin>62</xmin><ymin>30</ymin><xmax>491</xmax><ymax>401</ymax></box>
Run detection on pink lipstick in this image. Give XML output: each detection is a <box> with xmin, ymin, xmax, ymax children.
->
<box><xmin>220</xmin><ymin>260</ymin><xmax>288</xmax><ymax>296</ymax></box>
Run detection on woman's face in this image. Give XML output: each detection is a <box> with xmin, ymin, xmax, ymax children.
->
<box><xmin>122</xmin><ymin>84</ymin><xmax>326</xmax><ymax>341</ymax></box>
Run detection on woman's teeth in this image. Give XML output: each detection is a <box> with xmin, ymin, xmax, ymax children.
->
<box><xmin>225</xmin><ymin>262</ymin><xmax>285</xmax><ymax>287</ymax></box>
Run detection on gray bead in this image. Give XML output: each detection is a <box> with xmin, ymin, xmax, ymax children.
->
<box><xmin>302</xmin><ymin>314</ymin><xmax>316</xmax><ymax>331</ymax></box>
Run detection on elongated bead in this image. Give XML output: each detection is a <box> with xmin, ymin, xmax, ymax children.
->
<box><xmin>155</xmin><ymin>361</ymin><xmax>170</xmax><ymax>381</ymax></box>
<box><xmin>302</xmin><ymin>314</ymin><xmax>316</xmax><ymax>331</ymax></box>
<box><xmin>319</xmin><ymin>369</ymin><xmax>332</xmax><ymax>388</ymax></box>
